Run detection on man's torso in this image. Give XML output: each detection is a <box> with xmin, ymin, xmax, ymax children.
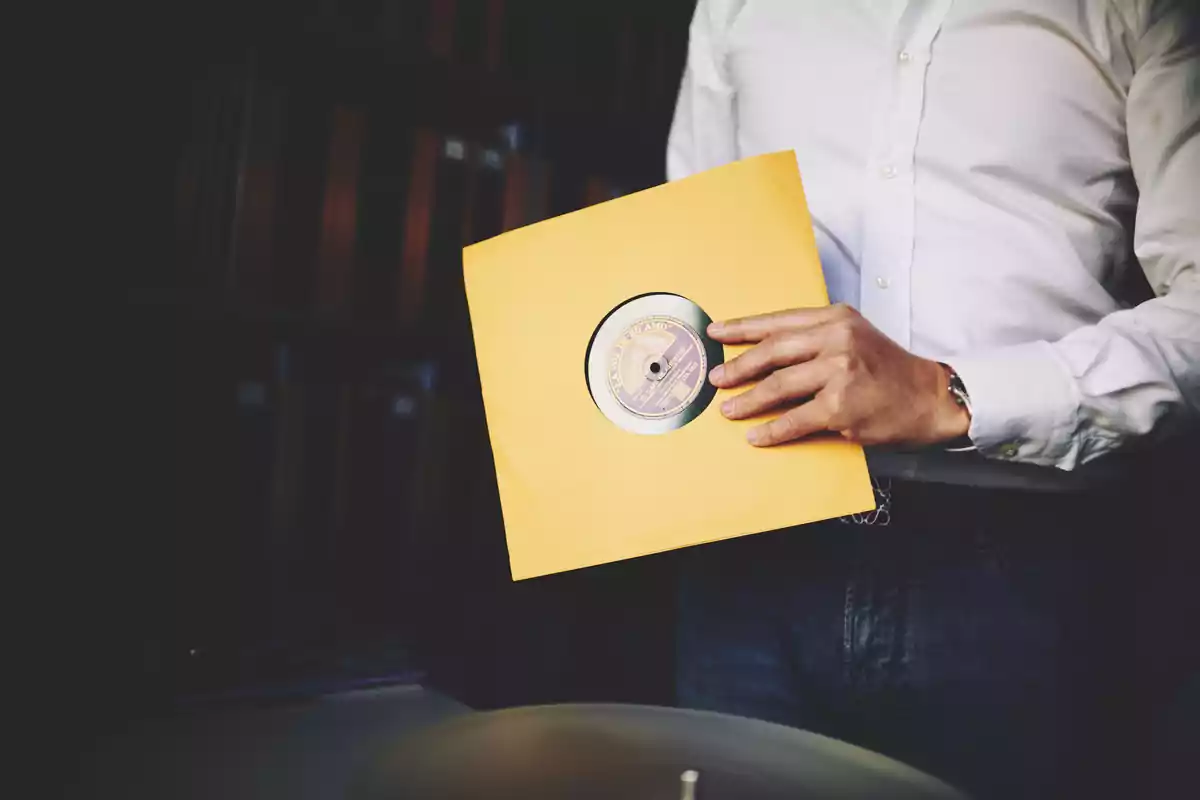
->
<box><xmin>715</xmin><ymin>0</ymin><xmax>1147</xmax><ymax>357</ymax></box>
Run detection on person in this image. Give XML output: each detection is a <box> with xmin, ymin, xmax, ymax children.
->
<box><xmin>665</xmin><ymin>1</ymin><xmax>1199</xmax><ymax>798</ymax></box>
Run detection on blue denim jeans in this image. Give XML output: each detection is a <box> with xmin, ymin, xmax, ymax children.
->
<box><xmin>675</xmin><ymin>483</ymin><xmax>1134</xmax><ymax>799</ymax></box>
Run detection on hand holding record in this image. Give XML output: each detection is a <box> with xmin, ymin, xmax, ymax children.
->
<box><xmin>708</xmin><ymin>304</ymin><xmax>970</xmax><ymax>448</ymax></box>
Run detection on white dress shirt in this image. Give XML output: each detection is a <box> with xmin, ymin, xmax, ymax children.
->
<box><xmin>667</xmin><ymin>0</ymin><xmax>1200</xmax><ymax>470</ymax></box>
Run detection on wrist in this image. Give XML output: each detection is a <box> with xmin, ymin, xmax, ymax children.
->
<box><xmin>929</xmin><ymin>361</ymin><xmax>972</xmax><ymax>444</ymax></box>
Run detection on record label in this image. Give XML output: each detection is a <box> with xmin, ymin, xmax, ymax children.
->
<box><xmin>586</xmin><ymin>294</ymin><xmax>723</xmax><ymax>434</ymax></box>
<box><xmin>607</xmin><ymin>316</ymin><xmax>706</xmax><ymax>418</ymax></box>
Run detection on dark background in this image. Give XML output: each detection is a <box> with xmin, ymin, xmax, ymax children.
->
<box><xmin>81</xmin><ymin>0</ymin><xmax>698</xmax><ymax>734</ymax></box>
<box><xmin>60</xmin><ymin>1</ymin><xmax>1199</xmax><ymax>790</ymax></box>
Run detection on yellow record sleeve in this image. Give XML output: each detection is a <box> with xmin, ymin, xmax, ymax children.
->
<box><xmin>462</xmin><ymin>151</ymin><xmax>875</xmax><ymax>580</ymax></box>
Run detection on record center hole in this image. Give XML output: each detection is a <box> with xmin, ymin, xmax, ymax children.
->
<box><xmin>650</xmin><ymin>362</ymin><xmax>662</xmax><ymax>374</ymax></box>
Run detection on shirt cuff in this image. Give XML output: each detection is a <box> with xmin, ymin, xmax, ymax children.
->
<box><xmin>942</xmin><ymin>341</ymin><xmax>1082</xmax><ymax>469</ymax></box>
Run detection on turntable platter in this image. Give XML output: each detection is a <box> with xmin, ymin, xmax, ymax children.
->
<box><xmin>352</xmin><ymin>703</ymin><xmax>968</xmax><ymax>799</ymax></box>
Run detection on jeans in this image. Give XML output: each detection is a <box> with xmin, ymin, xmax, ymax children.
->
<box><xmin>675</xmin><ymin>482</ymin><xmax>1135</xmax><ymax>800</ymax></box>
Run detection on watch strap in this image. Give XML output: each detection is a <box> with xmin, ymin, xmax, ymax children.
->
<box><xmin>938</xmin><ymin>362</ymin><xmax>976</xmax><ymax>452</ymax></box>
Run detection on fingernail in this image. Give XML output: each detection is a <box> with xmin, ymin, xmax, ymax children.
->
<box><xmin>721</xmin><ymin>399</ymin><xmax>734</xmax><ymax>416</ymax></box>
<box><xmin>747</xmin><ymin>427</ymin><xmax>765</xmax><ymax>445</ymax></box>
<box><xmin>709</xmin><ymin>365</ymin><xmax>725</xmax><ymax>383</ymax></box>
<box><xmin>707</xmin><ymin>322</ymin><xmax>724</xmax><ymax>335</ymax></box>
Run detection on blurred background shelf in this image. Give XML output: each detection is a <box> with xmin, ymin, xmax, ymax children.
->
<box><xmin>98</xmin><ymin>0</ymin><xmax>694</xmax><ymax>728</ymax></box>
<box><xmin>124</xmin><ymin>288</ymin><xmax>438</xmax><ymax>353</ymax></box>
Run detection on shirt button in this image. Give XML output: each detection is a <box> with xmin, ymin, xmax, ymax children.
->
<box><xmin>881</xmin><ymin>164</ymin><xmax>898</xmax><ymax>179</ymax></box>
<box><xmin>898</xmin><ymin>50</ymin><xmax>912</xmax><ymax>63</ymax></box>
<box><xmin>875</xmin><ymin>276</ymin><xmax>890</xmax><ymax>289</ymax></box>
<box><xmin>999</xmin><ymin>443</ymin><xmax>1020</xmax><ymax>458</ymax></box>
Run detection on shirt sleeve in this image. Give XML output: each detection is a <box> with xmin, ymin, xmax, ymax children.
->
<box><xmin>665</xmin><ymin>0</ymin><xmax>740</xmax><ymax>181</ymax></box>
<box><xmin>944</xmin><ymin>1</ymin><xmax>1200</xmax><ymax>470</ymax></box>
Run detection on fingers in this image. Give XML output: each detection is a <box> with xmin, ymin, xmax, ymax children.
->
<box><xmin>746</xmin><ymin>397</ymin><xmax>832</xmax><ymax>447</ymax></box>
<box><xmin>710</xmin><ymin>330</ymin><xmax>821</xmax><ymax>388</ymax></box>
<box><xmin>720</xmin><ymin>361</ymin><xmax>830</xmax><ymax>420</ymax></box>
<box><xmin>705</xmin><ymin>305</ymin><xmax>868</xmax><ymax>447</ymax></box>
<box><xmin>707</xmin><ymin>304</ymin><xmax>853</xmax><ymax>344</ymax></box>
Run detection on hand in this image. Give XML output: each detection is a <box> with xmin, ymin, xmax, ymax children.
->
<box><xmin>707</xmin><ymin>304</ymin><xmax>970</xmax><ymax>447</ymax></box>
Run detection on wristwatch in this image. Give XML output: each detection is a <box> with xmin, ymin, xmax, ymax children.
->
<box><xmin>939</xmin><ymin>362</ymin><xmax>977</xmax><ymax>453</ymax></box>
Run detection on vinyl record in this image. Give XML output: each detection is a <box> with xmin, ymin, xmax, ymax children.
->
<box><xmin>585</xmin><ymin>293</ymin><xmax>724</xmax><ymax>434</ymax></box>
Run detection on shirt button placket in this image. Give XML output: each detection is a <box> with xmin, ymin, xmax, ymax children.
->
<box><xmin>859</xmin><ymin>2</ymin><xmax>952</xmax><ymax>352</ymax></box>
<box><xmin>860</xmin><ymin>66</ymin><xmax>919</xmax><ymax>349</ymax></box>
